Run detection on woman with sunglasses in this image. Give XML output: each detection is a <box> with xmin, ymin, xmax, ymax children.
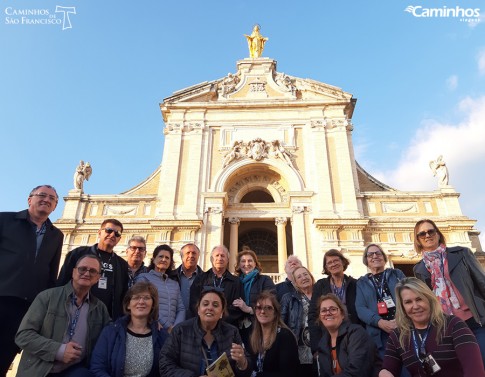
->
<box><xmin>90</xmin><ymin>282</ymin><xmax>169</xmax><ymax>377</ymax></box>
<box><xmin>413</xmin><ymin>219</ymin><xmax>485</xmax><ymax>365</ymax></box>
<box><xmin>136</xmin><ymin>244</ymin><xmax>185</xmax><ymax>333</ymax></box>
<box><xmin>249</xmin><ymin>291</ymin><xmax>299</xmax><ymax>377</ymax></box>
<box><xmin>281</xmin><ymin>266</ymin><xmax>315</xmax><ymax>375</ymax></box>
<box><xmin>317</xmin><ymin>293</ymin><xmax>377</xmax><ymax>377</ymax></box>
<box><xmin>379</xmin><ymin>277</ymin><xmax>484</xmax><ymax>377</ymax></box>
<box><xmin>232</xmin><ymin>249</ymin><xmax>276</xmax><ymax>347</ymax></box>
<box><xmin>159</xmin><ymin>287</ymin><xmax>251</xmax><ymax>377</ymax></box>
<box><xmin>356</xmin><ymin>244</ymin><xmax>405</xmax><ymax>359</ymax></box>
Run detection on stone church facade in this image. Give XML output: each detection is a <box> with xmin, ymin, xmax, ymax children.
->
<box><xmin>55</xmin><ymin>56</ymin><xmax>480</xmax><ymax>279</ymax></box>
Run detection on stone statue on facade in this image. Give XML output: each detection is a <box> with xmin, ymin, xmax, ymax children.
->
<box><xmin>429</xmin><ymin>155</ymin><xmax>449</xmax><ymax>187</ymax></box>
<box><xmin>274</xmin><ymin>72</ymin><xmax>296</xmax><ymax>95</ymax></box>
<box><xmin>73</xmin><ymin>160</ymin><xmax>92</xmax><ymax>191</ymax></box>
<box><xmin>223</xmin><ymin>140</ymin><xmax>245</xmax><ymax>168</ymax></box>
<box><xmin>269</xmin><ymin>140</ymin><xmax>293</xmax><ymax>166</ymax></box>
<box><xmin>244</xmin><ymin>25</ymin><xmax>268</xmax><ymax>58</ymax></box>
<box><xmin>218</xmin><ymin>72</ymin><xmax>240</xmax><ymax>98</ymax></box>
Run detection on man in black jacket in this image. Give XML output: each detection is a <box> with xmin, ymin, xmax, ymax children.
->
<box><xmin>0</xmin><ymin>184</ymin><xmax>64</xmax><ymax>376</ymax></box>
<box><xmin>57</xmin><ymin>218</ymin><xmax>128</xmax><ymax>319</ymax></box>
<box><xmin>188</xmin><ymin>245</ymin><xmax>243</xmax><ymax>326</ymax></box>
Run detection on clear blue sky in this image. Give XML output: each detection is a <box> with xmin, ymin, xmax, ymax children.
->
<box><xmin>1</xmin><ymin>0</ymin><xmax>484</xmax><ymax>244</ymax></box>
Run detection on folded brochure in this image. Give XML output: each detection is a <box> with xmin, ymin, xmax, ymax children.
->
<box><xmin>206</xmin><ymin>352</ymin><xmax>235</xmax><ymax>377</ymax></box>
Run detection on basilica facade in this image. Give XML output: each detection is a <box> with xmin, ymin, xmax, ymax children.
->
<box><xmin>55</xmin><ymin>54</ymin><xmax>480</xmax><ymax>279</ymax></box>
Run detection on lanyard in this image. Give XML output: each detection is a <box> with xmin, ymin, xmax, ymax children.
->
<box><xmin>411</xmin><ymin>324</ymin><xmax>431</xmax><ymax>359</ymax></box>
<box><xmin>213</xmin><ymin>275</ymin><xmax>224</xmax><ymax>289</ymax></box>
<box><xmin>369</xmin><ymin>272</ymin><xmax>387</xmax><ymax>299</ymax></box>
<box><xmin>68</xmin><ymin>294</ymin><xmax>84</xmax><ymax>341</ymax></box>
<box><xmin>331</xmin><ymin>277</ymin><xmax>346</xmax><ymax>303</ymax></box>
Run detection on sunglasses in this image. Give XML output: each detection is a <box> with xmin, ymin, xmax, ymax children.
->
<box><xmin>417</xmin><ymin>229</ymin><xmax>437</xmax><ymax>239</ymax></box>
<box><xmin>255</xmin><ymin>305</ymin><xmax>274</xmax><ymax>312</ymax></box>
<box><xmin>102</xmin><ymin>227</ymin><xmax>122</xmax><ymax>238</ymax></box>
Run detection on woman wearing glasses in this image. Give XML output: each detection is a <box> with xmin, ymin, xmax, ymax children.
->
<box><xmin>159</xmin><ymin>287</ymin><xmax>251</xmax><ymax>377</ymax></box>
<box><xmin>281</xmin><ymin>266</ymin><xmax>315</xmax><ymax>375</ymax></box>
<box><xmin>249</xmin><ymin>291</ymin><xmax>299</xmax><ymax>377</ymax></box>
<box><xmin>413</xmin><ymin>219</ymin><xmax>485</xmax><ymax>365</ymax></box>
<box><xmin>308</xmin><ymin>249</ymin><xmax>361</xmax><ymax>356</ymax></box>
<box><xmin>90</xmin><ymin>282</ymin><xmax>169</xmax><ymax>377</ymax></box>
<box><xmin>136</xmin><ymin>244</ymin><xmax>185</xmax><ymax>333</ymax></box>
<box><xmin>379</xmin><ymin>277</ymin><xmax>484</xmax><ymax>377</ymax></box>
<box><xmin>356</xmin><ymin>244</ymin><xmax>405</xmax><ymax>359</ymax></box>
<box><xmin>317</xmin><ymin>294</ymin><xmax>377</xmax><ymax>377</ymax></box>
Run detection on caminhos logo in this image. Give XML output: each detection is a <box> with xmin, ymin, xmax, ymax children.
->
<box><xmin>405</xmin><ymin>5</ymin><xmax>480</xmax><ymax>22</ymax></box>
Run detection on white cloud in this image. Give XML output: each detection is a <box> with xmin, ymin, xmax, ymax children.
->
<box><xmin>479</xmin><ymin>49</ymin><xmax>485</xmax><ymax>75</ymax></box>
<box><xmin>446</xmin><ymin>75</ymin><xmax>458</xmax><ymax>91</ymax></box>
<box><xmin>372</xmin><ymin>96</ymin><xmax>485</xmax><ymax>247</ymax></box>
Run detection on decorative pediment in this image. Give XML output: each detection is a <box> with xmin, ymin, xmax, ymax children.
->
<box><xmin>160</xmin><ymin>58</ymin><xmax>354</xmax><ymax>105</ymax></box>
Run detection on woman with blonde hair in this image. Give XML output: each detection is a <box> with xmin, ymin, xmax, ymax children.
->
<box><xmin>232</xmin><ymin>249</ymin><xmax>275</xmax><ymax>347</ymax></box>
<box><xmin>379</xmin><ymin>277</ymin><xmax>484</xmax><ymax>377</ymax></box>
<box><xmin>413</xmin><ymin>218</ymin><xmax>485</xmax><ymax>364</ymax></box>
<box><xmin>249</xmin><ymin>291</ymin><xmax>299</xmax><ymax>377</ymax></box>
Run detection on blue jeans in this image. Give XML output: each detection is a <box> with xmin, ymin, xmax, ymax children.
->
<box><xmin>470</xmin><ymin>323</ymin><xmax>485</xmax><ymax>366</ymax></box>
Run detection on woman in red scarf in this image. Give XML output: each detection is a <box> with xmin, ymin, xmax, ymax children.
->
<box><xmin>413</xmin><ymin>218</ymin><xmax>485</xmax><ymax>366</ymax></box>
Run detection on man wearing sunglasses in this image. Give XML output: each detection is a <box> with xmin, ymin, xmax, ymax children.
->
<box><xmin>15</xmin><ymin>254</ymin><xmax>110</xmax><ymax>377</ymax></box>
<box><xmin>0</xmin><ymin>184</ymin><xmax>64</xmax><ymax>376</ymax></box>
<box><xmin>57</xmin><ymin>219</ymin><xmax>128</xmax><ymax>319</ymax></box>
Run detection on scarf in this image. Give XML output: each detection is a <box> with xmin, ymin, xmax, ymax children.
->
<box><xmin>241</xmin><ymin>269</ymin><xmax>259</xmax><ymax>305</ymax></box>
<box><xmin>422</xmin><ymin>244</ymin><xmax>460</xmax><ymax>314</ymax></box>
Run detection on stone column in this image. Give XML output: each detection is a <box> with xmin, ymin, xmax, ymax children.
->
<box><xmin>275</xmin><ymin>217</ymin><xmax>288</xmax><ymax>274</ymax></box>
<box><xmin>228</xmin><ymin>217</ymin><xmax>240</xmax><ymax>273</ymax></box>
<box><xmin>291</xmin><ymin>206</ymin><xmax>307</xmax><ymax>266</ymax></box>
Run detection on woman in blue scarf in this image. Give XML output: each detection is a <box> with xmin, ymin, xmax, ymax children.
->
<box><xmin>233</xmin><ymin>249</ymin><xmax>276</xmax><ymax>347</ymax></box>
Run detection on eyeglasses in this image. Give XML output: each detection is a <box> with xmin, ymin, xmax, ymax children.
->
<box><xmin>326</xmin><ymin>259</ymin><xmax>341</xmax><ymax>266</ymax></box>
<box><xmin>417</xmin><ymin>229</ymin><xmax>437</xmax><ymax>239</ymax></box>
<box><xmin>30</xmin><ymin>193</ymin><xmax>58</xmax><ymax>202</ymax></box>
<box><xmin>320</xmin><ymin>306</ymin><xmax>339</xmax><ymax>315</ymax></box>
<box><xmin>77</xmin><ymin>267</ymin><xmax>100</xmax><ymax>276</ymax></box>
<box><xmin>366</xmin><ymin>251</ymin><xmax>383</xmax><ymax>258</ymax></box>
<box><xmin>131</xmin><ymin>295</ymin><xmax>152</xmax><ymax>302</ymax></box>
<box><xmin>102</xmin><ymin>227</ymin><xmax>122</xmax><ymax>238</ymax></box>
<box><xmin>255</xmin><ymin>305</ymin><xmax>274</xmax><ymax>312</ymax></box>
<box><xmin>128</xmin><ymin>246</ymin><xmax>146</xmax><ymax>252</ymax></box>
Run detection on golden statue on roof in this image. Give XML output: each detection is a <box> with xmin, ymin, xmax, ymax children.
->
<box><xmin>244</xmin><ymin>24</ymin><xmax>268</xmax><ymax>58</ymax></box>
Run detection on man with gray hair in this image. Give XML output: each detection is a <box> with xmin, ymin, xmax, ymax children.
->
<box><xmin>0</xmin><ymin>184</ymin><xmax>64</xmax><ymax>376</ymax></box>
<box><xmin>188</xmin><ymin>245</ymin><xmax>244</xmax><ymax>326</ymax></box>
<box><xmin>15</xmin><ymin>254</ymin><xmax>110</xmax><ymax>376</ymax></box>
<box><xmin>126</xmin><ymin>235</ymin><xmax>149</xmax><ymax>288</ymax></box>
<box><xmin>173</xmin><ymin>243</ymin><xmax>203</xmax><ymax>318</ymax></box>
<box><xmin>275</xmin><ymin>255</ymin><xmax>303</xmax><ymax>300</ymax></box>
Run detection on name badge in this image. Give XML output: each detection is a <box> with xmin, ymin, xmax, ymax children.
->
<box><xmin>98</xmin><ymin>276</ymin><xmax>107</xmax><ymax>289</ymax></box>
<box><xmin>383</xmin><ymin>296</ymin><xmax>395</xmax><ymax>308</ymax></box>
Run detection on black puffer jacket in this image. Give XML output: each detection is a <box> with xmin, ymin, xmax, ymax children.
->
<box><xmin>317</xmin><ymin>320</ymin><xmax>378</xmax><ymax>377</ymax></box>
<box><xmin>159</xmin><ymin>317</ymin><xmax>252</xmax><ymax>377</ymax></box>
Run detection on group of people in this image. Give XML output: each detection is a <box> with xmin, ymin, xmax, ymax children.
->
<box><xmin>1</xmin><ymin>185</ymin><xmax>485</xmax><ymax>377</ymax></box>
